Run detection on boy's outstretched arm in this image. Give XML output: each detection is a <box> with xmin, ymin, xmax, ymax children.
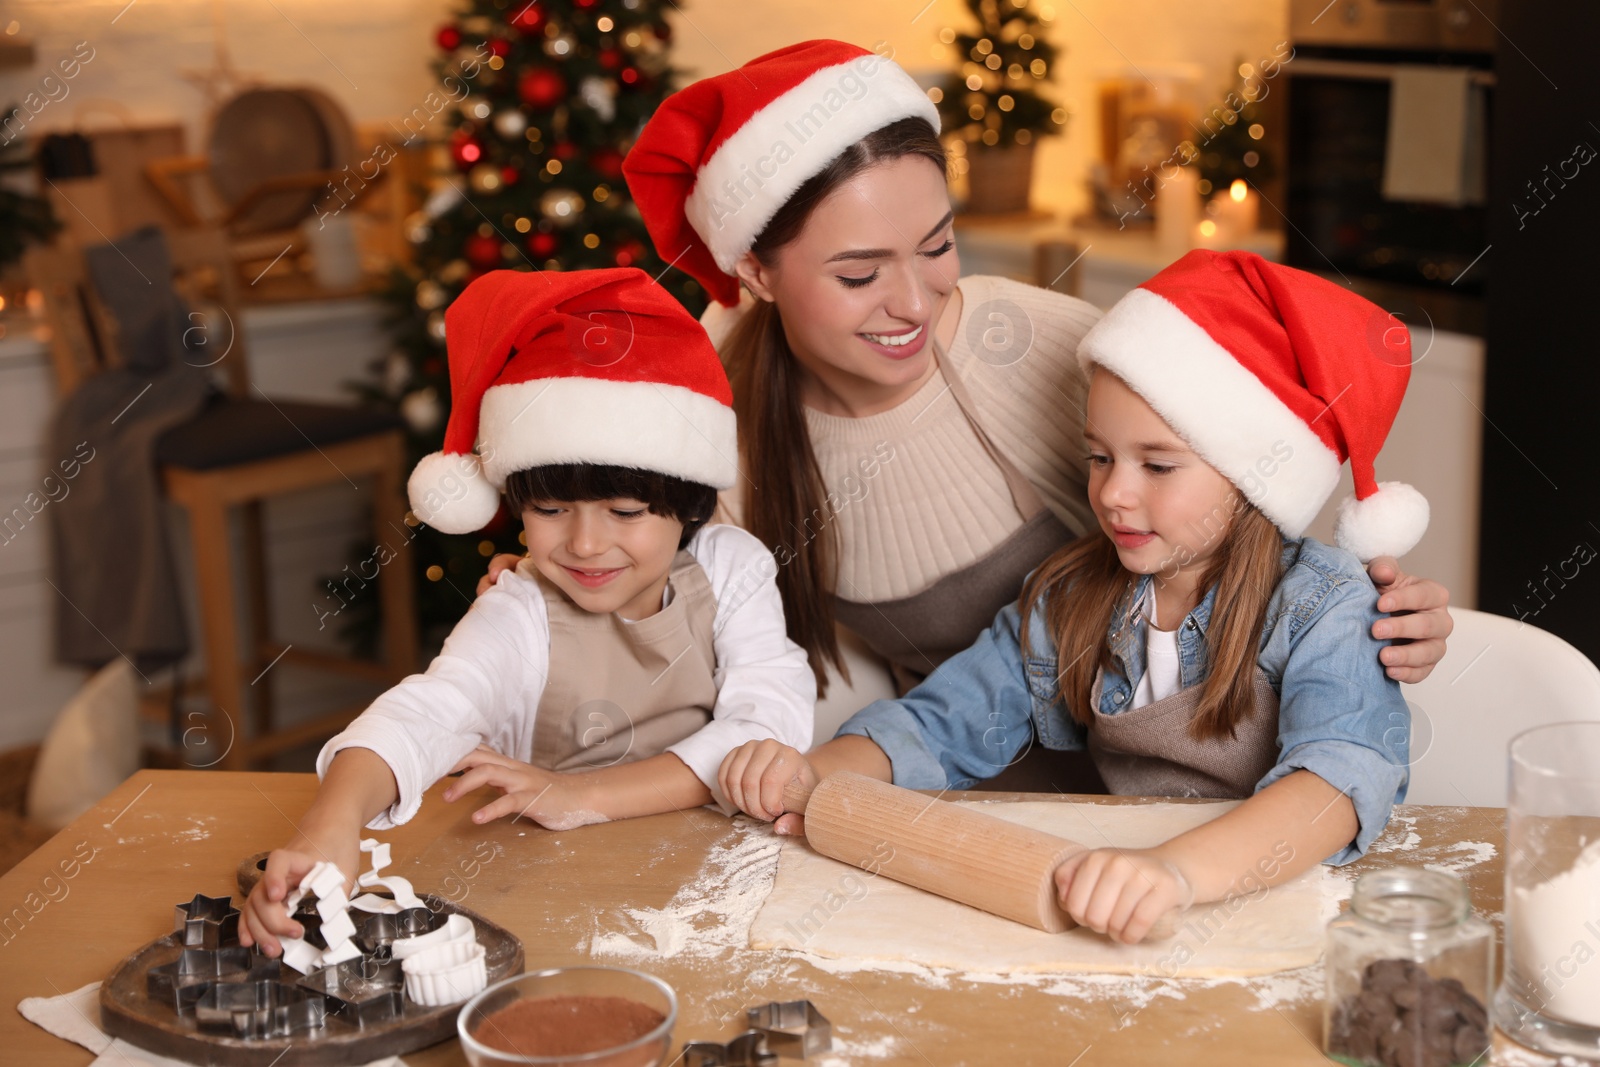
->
<box><xmin>445</xmin><ymin>745</ymin><xmax>710</xmax><ymax>829</ymax></box>
<box><xmin>1054</xmin><ymin>769</ymin><xmax>1356</xmax><ymax>945</ymax></box>
<box><xmin>239</xmin><ymin>747</ymin><xmax>399</xmax><ymax>956</ymax></box>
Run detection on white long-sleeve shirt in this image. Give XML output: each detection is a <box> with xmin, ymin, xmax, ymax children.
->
<box><xmin>318</xmin><ymin>524</ymin><xmax>815</xmax><ymax>828</ymax></box>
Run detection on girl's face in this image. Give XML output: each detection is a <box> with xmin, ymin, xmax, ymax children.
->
<box><xmin>736</xmin><ymin>155</ymin><xmax>959</xmax><ymax>414</ymax></box>
<box><xmin>1084</xmin><ymin>368</ymin><xmax>1240</xmax><ymax>594</ymax></box>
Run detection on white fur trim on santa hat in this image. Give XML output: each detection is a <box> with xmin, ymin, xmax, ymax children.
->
<box><xmin>1079</xmin><ymin>287</ymin><xmax>1342</xmax><ymax>537</ymax></box>
<box><xmin>1335</xmin><ymin>481</ymin><xmax>1429</xmax><ymax>561</ymax></box>
<box><xmin>477</xmin><ymin>377</ymin><xmax>739</xmax><ymax>491</ymax></box>
<box><xmin>408</xmin><ymin>451</ymin><xmax>502</xmax><ymax>535</ymax></box>
<box><xmin>686</xmin><ymin>53</ymin><xmax>940</xmax><ymax>274</ymax></box>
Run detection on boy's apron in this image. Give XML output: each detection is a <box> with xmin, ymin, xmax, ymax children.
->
<box><xmin>529</xmin><ymin>551</ymin><xmax>718</xmax><ymax>772</ymax></box>
<box><xmin>1086</xmin><ymin>668</ymin><xmax>1282</xmax><ymax>798</ymax></box>
<box><xmin>832</xmin><ymin>340</ymin><xmax>1076</xmax><ymax>694</ymax></box>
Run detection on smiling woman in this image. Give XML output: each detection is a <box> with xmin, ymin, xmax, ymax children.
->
<box><xmin>476</xmin><ymin>40</ymin><xmax>1455</xmax><ymax>770</ymax></box>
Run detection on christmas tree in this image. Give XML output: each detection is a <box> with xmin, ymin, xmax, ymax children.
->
<box><xmin>1185</xmin><ymin>59</ymin><xmax>1279</xmax><ymax>198</ymax></box>
<box><xmin>341</xmin><ymin>0</ymin><xmax>695</xmax><ymax>653</ymax></box>
<box><xmin>935</xmin><ymin>0</ymin><xmax>1067</xmax><ymax>150</ymax></box>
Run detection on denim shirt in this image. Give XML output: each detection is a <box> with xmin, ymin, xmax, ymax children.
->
<box><xmin>836</xmin><ymin>537</ymin><xmax>1409</xmax><ymax>865</ymax></box>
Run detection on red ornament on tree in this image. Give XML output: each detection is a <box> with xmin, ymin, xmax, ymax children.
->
<box><xmin>551</xmin><ymin>141</ymin><xmax>579</xmax><ymax>162</ymax></box>
<box><xmin>487</xmin><ymin>37</ymin><xmax>511</xmax><ymax>58</ymax></box>
<box><xmin>450</xmin><ymin>128</ymin><xmax>485</xmax><ymax>170</ymax></box>
<box><xmin>464</xmin><ymin>233</ymin><xmax>504</xmax><ymax>270</ymax></box>
<box><xmin>653</xmin><ymin>22</ymin><xmax>672</xmax><ymax>41</ymax></box>
<box><xmin>619</xmin><ymin>67</ymin><xmax>642</xmax><ymax>88</ymax></box>
<box><xmin>435</xmin><ymin>24</ymin><xmax>463</xmax><ymax>51</ymax></box>
<box><xmin>500</xmin><ymin>165</ymin><xmax>521</xmax><ymax>186</ymax></box>
<box><xmin>613</xmin><ymin>239</ymin><xmax>646</xmax><ymax>267</ymax></box>
<box><xmin>508</xmin><ymin>3</ymin><xmax>546</xmax><ymax>35</ymax></box>
<box><xmin>527</xmin><ymin>231</ymin><xmax>560</xmax><ymax>258</ymax></box>
<box><xmin>518</xmin><ymin>67</ymin><xmax>567</xmax><ymax>110</ymax></box>
<box><xmin>574</xmin><ymin>0</ymin><xmax>601</xmax><ymax>9</ymax></box>
<box><xmin>589</xmin><ymin>147</ymin><xmax>625</xmax><ymax>181</ymax></box>
<box><xmin>598</xmin><ymin>48</ymin><xmax>623</xmax><ymax>71</ymax></box>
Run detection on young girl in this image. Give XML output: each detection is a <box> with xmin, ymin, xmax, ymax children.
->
<box><xmin>719</xmin><ymin>250</ymin><xmax>1425</xmax><ymax>945</ymax></box>
<box><xmin>240</xmin><ymin>269</ymin><xmax>813</xmax><ymax>957</ymax></box>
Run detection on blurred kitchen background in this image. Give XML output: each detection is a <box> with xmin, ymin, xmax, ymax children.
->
<box><xmin>0</xmin><ymin>0</ymin><xmax>1591</xmax><ymax>840</ymax></box>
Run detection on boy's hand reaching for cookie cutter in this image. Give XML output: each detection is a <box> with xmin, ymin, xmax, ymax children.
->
<box><xmin>1053</xmin><ymin>847</ymin><xmax>1194</xmax><ymax>945</ymax></box>
<box><xmin>446</xmin><ymin>744</ymin><xmax>607</xmax><ymax>831</ymax></box>
<box><xmin>239</xmin><ymin>831</ymin><xmax>359</xmax><ymax>957</ymax></box>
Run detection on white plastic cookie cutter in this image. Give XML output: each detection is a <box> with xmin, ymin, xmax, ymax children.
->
<box><xmin>349</xmin><ymin>837</ymin><xmax>424</xmax><ymax>914</ymax></box>
<box><xmin>278</xmin><ymin>860</ymin><xmax>357</xmax><ymax>974</ymax></box>
<box><xmin>401</xmin><ymin>939</ymin><xmax>487</xmax><ymax>1007</ymax></box>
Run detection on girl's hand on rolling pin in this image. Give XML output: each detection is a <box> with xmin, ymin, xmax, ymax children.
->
<box><xmin>1052</xmin><ymin>847</ymin><xmax>1194</xmax><ymax>945</ymax></box>
<box><xmin>718</xmin><ymin>739</ymin><xmax>818</xmax><ymax>834</ymax></box>
<box><xmin>475</xmin><ymin>553</ymin><xmax>525</xmax><ymax>596</ymax></box>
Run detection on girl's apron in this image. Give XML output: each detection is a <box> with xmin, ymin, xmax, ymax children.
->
<box><xmin>1087</xmin><ymin>668</ymin><xmax>1282</xmax><ymax>798</ymax></box>
<box><xmin>832</xmin><ymin>340</ymin><xmax>1076</xmax><ymax>694</ymax></box>
<box><xmin>528</xmin><ymin>552</ymin><xmax>718</xmax><ymax>772</ymax></box>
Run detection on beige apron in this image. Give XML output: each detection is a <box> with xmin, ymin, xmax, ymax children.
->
<box><xmin>1087</xmin><ymin>668</ymin><xmax>1282</xmax><ymax>798</ymax></box>
<box><xmin>528</xmin><ymin>551</ymin><xmax>718</xmax><ymax>772</ymax></box>
<box><xmin>832</xmin><ymin>339</ymin><xmax>1076</xmax><ymax>693</ymax></box>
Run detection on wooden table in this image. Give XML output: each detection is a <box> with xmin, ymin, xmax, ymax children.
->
<box><xmin>0</xmin><ymin>771</ymin><xmax>1522</xmax><ymax>1066</ymax></box>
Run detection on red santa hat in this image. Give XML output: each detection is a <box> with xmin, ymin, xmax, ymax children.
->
<box><xmin>623</xmin><ymin>39</ymin><xmax>940</xmax><ymax>308</ymax></box>
<box><xmin>407</xmin><ymin>268</ymin><xmax>738</xmax><ymax>535</ymax></box>
<box><xmin>1079</xmin><ymin>250</ymin><xmax>1429</xmax><ymax>561</ymax></box>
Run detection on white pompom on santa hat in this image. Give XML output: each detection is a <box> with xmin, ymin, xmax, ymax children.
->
<box><xmin>1078</xmin><ymin>249</ymin><xmax>1428</xmax><ymax>561</ymax></box>
<box><xmin>623</xmin><ymin>39</ymin><xmax>941</xmax><ymax>309</ymax></box>
<box><xmin>407</xmin><ymin>268</ymin><xmax>738</xmax><ymax>535</ymax></box>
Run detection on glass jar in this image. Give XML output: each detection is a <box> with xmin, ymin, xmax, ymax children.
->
<box><xmin>1494</xmin><ymin>722</ymin><xmax>1600</xmax><ymax>1059</ymax></box>
<box><xmin>1323</xmin><ymin>867</ymin><xmax>1494</xmax><ymax>1067</ymax></box>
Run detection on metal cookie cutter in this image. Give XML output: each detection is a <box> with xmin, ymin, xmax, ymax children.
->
<box><xmin>173</xmin><ymin>893</ymin><xmax>240</xmax><ymax>949</ymax></box>
<box><xmin>297</xmin><ymin>957</ymin><xmax>405</xmax><ymax>1029</ymax></box>
<box><xmin>146</xmin><ymin>946</ymin><xmax>280</xmax><ymax>1012</ymax></box>
<box><xmin>682</xmin><ymin>1030</ymin><xmax>777</xmax><ymax>1067</ymax></box>
<box><xmin>194</xmin><ymin>979</ymin><xmax>328</xmax><ymax>1039</ymax></box>
<box><xmin>747</xmin><ymin>1000</ymin><xmax>831</xmax><ymax>1059</ymax></box>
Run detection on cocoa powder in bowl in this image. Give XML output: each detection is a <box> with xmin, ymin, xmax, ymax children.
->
<box><xmin>474</xmin><ymin>994</ymin><xmax>667</xmax><ymax>1064</ymax></box>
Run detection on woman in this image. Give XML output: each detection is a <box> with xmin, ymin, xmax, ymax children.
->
<box><xmin>480</xmin><ymin>40</ymin><xmax>1451</xmax><ymax>736</ymax></box>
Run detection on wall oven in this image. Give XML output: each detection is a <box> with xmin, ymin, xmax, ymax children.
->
<box><xmin>1284</xmin><ymin>0</ymin><xmax>1497</xmax><ymax>335</ymax></box>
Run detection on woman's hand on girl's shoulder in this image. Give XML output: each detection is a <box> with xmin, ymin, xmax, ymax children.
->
<box><xmin>476</xmin><ymin>553</ymin><xmax>525</xmax><ymax>597</ymax></box>
<box><xmin>1364</xmin><ymin>556</ymin><xmax>1454</xmax><ymax>683</ymax></box>
<box><xmin>718</xmin><ymin>738</ymin><xmax>817</xmax><ymax>834</ymax></box>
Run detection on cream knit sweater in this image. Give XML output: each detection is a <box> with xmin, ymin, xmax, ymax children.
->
<box><xmin>720</xmin><ymin>275</ymin><xmax>1103</xmax><ymax>602</ymax></box>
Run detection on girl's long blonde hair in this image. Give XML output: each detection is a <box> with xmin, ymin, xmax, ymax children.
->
<box><xmin>1020</xmin><ymin>495</ymin><xmax>1285</xmax><ymax>741</ymax></box>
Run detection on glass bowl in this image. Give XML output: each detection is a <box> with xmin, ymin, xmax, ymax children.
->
<box><xmin>456</xmin><ymin>966</ymin><xmax>677</xmax><ymax>1067</ymax></box>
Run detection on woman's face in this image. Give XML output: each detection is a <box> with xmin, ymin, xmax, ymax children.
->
<box><xmin>737</xmin><ymin>155</ymin><xmax>959</xmax><ymax>413</ymax></box>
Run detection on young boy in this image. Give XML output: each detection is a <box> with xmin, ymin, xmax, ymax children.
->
<box><xmin>241</xmin><ymin>268</ymin><xmax>814</xmax><ymax>956</ymax></box>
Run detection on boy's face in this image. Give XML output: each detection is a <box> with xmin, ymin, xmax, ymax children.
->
<box><xmin>521</xmin><ymin>499</ymin><xmax>685</xmax><ymax>620</ymax></box>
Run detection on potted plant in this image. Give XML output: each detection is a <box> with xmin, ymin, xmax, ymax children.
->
<box><xmin>937</xmin><ymin>0</ymin><xmax>1068</xmax><ymax>215</ymax></box>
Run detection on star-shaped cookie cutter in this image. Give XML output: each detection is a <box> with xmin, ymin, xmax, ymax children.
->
<box><xmin>173</xmin><ymin>893</ymin><xmax>240</xmax><ymax>950</ymax></box>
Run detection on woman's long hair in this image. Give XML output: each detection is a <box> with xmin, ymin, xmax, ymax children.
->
<box><xmin>723</xmin><ymin>117</ymin><xmax>948</xmax><ymax>694</ymax></box>
<box><xmin>1020</xmin><ymin>497</ymin><xmax>1285</xmax><ymax>740</ymax></box>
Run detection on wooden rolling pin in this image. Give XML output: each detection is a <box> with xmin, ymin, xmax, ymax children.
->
<box><xmin>782</xmin><ymin>772</ymin><xmax>1181</xmax><ymax>940</ymax></box>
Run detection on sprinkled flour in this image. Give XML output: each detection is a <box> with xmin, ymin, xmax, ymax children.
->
<box><xmin>585</xmin><ymin>818</ymin><xmax>1359</xmax><ymax>1016</ymax></box>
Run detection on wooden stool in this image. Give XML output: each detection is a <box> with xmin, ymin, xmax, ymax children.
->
<box><xmin>27</xmin><ymin>228</ymin><xmax>419</xmax><ymax>769</ymax></box>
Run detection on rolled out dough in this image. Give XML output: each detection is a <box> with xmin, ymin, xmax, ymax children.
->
<box><xmin>749</xmin><ymin>800</ymin><xmax>1327</xmax><ymax>977</ymax></box>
